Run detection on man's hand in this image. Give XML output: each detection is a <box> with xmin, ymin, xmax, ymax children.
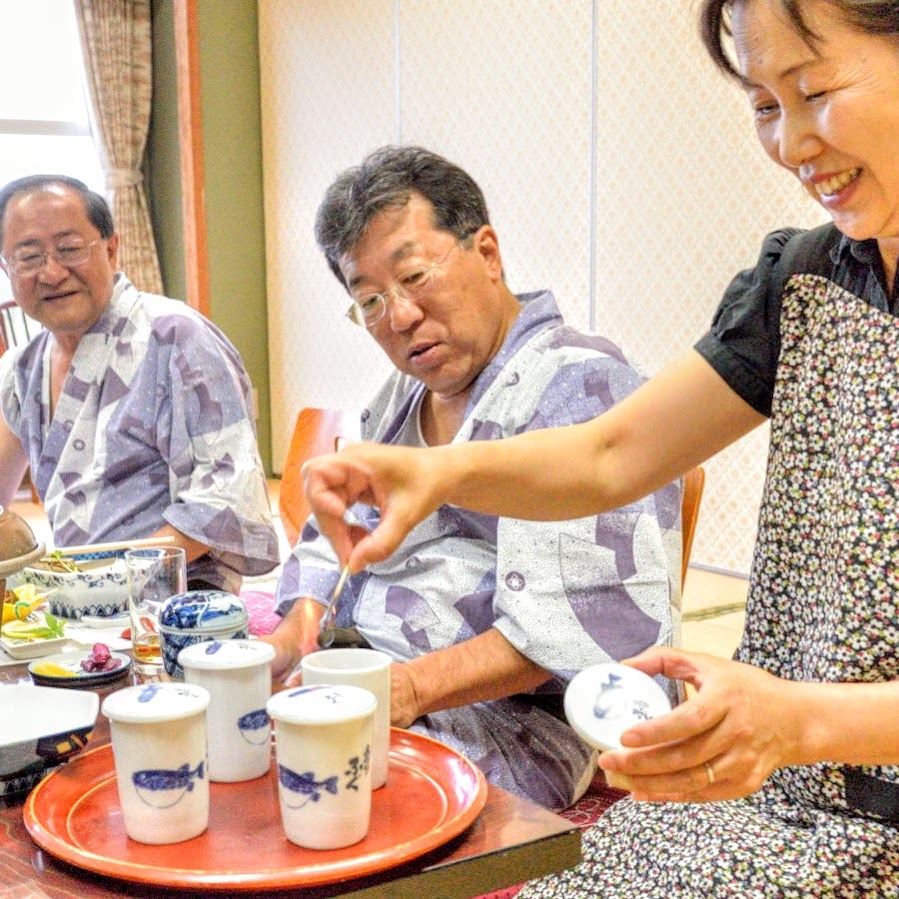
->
<box><xmin>387</xmin><ymin>630</ymin><xmax>552</xmax><ymax>728</ymax></box>
<box><xmin>258</xmin><ymin>598</ymin><xmax>325</xmax><ymax>683</ymax></box>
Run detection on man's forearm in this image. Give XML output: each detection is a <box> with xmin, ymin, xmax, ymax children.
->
<box><xmin>393</xmin><ymin>628</ymin><xmax>551</xmax><ymax>727</ymax></box>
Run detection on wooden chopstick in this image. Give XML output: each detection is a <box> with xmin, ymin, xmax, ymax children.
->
<box><xmin>48</xmin><ymin>535</ymin><xmax>178</xmax><ymax>556</ymax></box>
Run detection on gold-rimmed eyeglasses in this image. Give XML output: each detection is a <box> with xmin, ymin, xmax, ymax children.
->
<box><xmin>1</xmin><ymin>239</ymin><xmax>100</xmax><ymax>277</ymax></box>
<box><xmin>345</xmin><ymin>241</ymin><xmax>462</xmax><ymax>328</ymax></box>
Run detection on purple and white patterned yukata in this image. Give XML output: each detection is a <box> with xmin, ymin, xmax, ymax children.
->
<box><xmin>276</xmin><ymin>290</ymin><xmax>683</xmax><ymax>810</ymax></box>
<box><xmin>0</xmin><ymin>275</ymin><xmax>279</xmax><ymax>593</ymax></box>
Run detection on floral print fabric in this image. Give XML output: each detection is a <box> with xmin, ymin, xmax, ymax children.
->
<box><xmin>518</xmin><ymin>277</ymin><xmax>899</xmax><ymax>896</ymax></box>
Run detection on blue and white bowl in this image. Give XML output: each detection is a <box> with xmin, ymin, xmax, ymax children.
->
<box><xmin>11</xmin><ymin>551</ymin><xmax>129</xmax><ymax>620</ymax></box>
<box><xmin>158</xmin><ymin>590</ymin><xmax>249</xmax><ymax>679</ymax></box>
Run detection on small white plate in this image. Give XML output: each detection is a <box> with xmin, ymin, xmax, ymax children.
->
<box><xmin>564</xmin><ymin>662</ymin><xmax>672</xmax><ymax>751</ymax></box>
<box><xmin>0</xmin><ymin>634</ymin><xmax>72</xmax><ymax>661</ymax></box>
<box><xmin>28</xmin><ymin>650</ymin><xmax>131</xmax><ymax>688</ymax></box>
<box><xmin>80</xmin><ymin>613</ymin><xmax>130</xmax><ymax>629</ymax></box>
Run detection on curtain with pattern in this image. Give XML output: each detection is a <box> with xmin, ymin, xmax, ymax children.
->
<box><xmin>73</xmin><ymin>0</ymin><xmax>163</xmax><ymax>295</ymax></box>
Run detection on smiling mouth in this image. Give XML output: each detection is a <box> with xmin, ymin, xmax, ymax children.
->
<box><xmin>814</xmin><ymin>168</ymin><xmax>861</xmax><ymax>198</ymax></box>
<box><xmin>41</xmin><ymin>289</ymin><xmax>79</xmax><ymax>301</ymax></box>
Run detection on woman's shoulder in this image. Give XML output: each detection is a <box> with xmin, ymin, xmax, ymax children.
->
<box><xmin>762</xmin><ymin>223</ymin><xmax>841</xmax><ymax>282</ymax></box>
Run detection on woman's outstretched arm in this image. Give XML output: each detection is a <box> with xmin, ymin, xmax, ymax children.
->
<box><xmin>303</xmin><ymin>350</ymin><xmax>765</xmax><ymax>570</ymax></box>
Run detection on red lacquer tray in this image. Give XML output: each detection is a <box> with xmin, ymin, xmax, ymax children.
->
<box><xmin>24</xmin><ymin>729</ymin><xmax>487</xmax><ymax>891</ymax></box>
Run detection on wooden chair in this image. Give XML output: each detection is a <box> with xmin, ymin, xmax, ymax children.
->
<box><xmin>680</xmin><ymin>466</ymin><xmax>706</xmax><ymax>587</ymax></box>
<box><xmin>0</xmin><ymin>301</ymin><xmax>43</xmax><ymax>504</ymax></box>
<box><xmin>279</xmin><ymin>407</ymin><xmax>360</xmax><ymax>547</ymax></box>
<box><xmin>0</xmin><ymin>301</ymin><xmax>43</xmax><ymax>355</ymax></box>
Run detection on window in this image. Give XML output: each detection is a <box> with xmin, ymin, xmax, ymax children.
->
<box><xmin>0</xmin><ymin>1</ymin><xmax>103</xmax><ymax>296</ymax></box>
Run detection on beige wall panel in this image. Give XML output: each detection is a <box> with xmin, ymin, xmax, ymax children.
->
<box><xmin>587</xmin><ymin>2</ymin><xmax>826</xmax><ymax>572</ymax></box>
<box><xmin>259</xmin><ymin>0</ymin><xmax>396</xmax><ymax>479</ymax></box>
<box><xmin>259</xmin><ymin>0</ymin><xmax>830</xmax><ymax>575</ymax></box>
<box><xmin>397</xmin><ymin>0</ymin><xmax>594</xmax><ymax>326</ymax></box>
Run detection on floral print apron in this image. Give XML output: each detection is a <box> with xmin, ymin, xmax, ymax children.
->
<box><xmin>519</xmin><ymin>276</ymin><xmax>899</xmax><ymax>897</ymax></box>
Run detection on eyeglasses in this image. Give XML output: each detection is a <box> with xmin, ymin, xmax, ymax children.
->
<box><xmin>345</xmin><ymin>241</ymin><xmax>462</xmax><ymax>328</ymax></box>
<box><xmin>1</xmin><ymin>239</ymin><xmax>100</xmax><ymax>277</ymax></box>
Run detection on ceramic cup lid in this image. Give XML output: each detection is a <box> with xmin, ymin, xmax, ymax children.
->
<box><xmin>267</xmin><ymin>684</ymin><xmax>376</xmax><ymax>726</ymax></box>
<box><xmin>179</xmin><ymin>638</ymin><xmax>275</xmax><ymax>671</ymax></box>
<box><xmin>563</xmin><ymin>662</ymin><xmax>672</xmax><ymax>751</ymax></box>
<box><xmin>102</xmin><ymin>682</ymin><xmax>210</xmax><ymax>724</ymax></box>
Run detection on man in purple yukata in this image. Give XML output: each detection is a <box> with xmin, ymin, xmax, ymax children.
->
<box><xmin>262</xmin><ymin>146</ymin><xmax>682</xmax><ymax>810</ymax></box>
<box><xmin>0</xmin><ymin>175</ymin><xmax>279</xmax><ymax>593</ymax></box>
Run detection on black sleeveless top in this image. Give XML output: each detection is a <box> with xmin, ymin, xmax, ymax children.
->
<box><xmin>695</xmin><ymin>223</ymin><xmax>898</xmax><ymax>416</ymax></box>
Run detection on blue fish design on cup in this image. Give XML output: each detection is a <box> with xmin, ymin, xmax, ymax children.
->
<box><xmin>132</xmin><ymin>761</ymin><xmax>205</xmax><ymax>808</ymax></box>
<box><xmin>278</xmin><ymin>764</ymin><xmax>339</xmax><ymax>808</ymax></box>
<box><xmin>237</xmin><ymin>708</ymin><xmax>271</xmax><ymax>746</ymax></box>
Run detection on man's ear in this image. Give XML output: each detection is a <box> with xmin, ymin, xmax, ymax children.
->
<box><xmin>473</xmin><ymin>225</ymin><xmax>503</xmax><ymax>279</ymax></box>
<box><xmin>105</xmin><ymin>232</ymin><xmax>120</xmax><ymax>267</ymax></box>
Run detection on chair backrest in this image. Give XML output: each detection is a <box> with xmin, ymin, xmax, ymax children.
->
<box><xmin>279</xmin><ymin>407</ymin><xmax>360</xmax><ymax>547</ymax></box>
<box><xmin>680</xmin><ymin>466</ymin><xmax>705</xmax><ymax>587</ymax></box>
<box><xmin>0</xmin><ymin>301</ymin><xmax>43</xmax><ymax>355</ymax></box>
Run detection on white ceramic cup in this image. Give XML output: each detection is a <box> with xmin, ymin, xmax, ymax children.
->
<box><xmin>300</xmin><ymin>647</ymin><xmax>391</xmax><ymax>789</ymax></box>
<box><xmin>267</xmin><ymin>683</ymin><xmax>375</xmax><ymax>850</ymax></box>
<box><xmin>179</xmin><ymin>639</ymin><xmax>275</xmax><ymax>782</ymax></box>
<box><xmin>101</xmin><ymin>682</ymin><xmax>210</xmax><ymax>844</ymax></box>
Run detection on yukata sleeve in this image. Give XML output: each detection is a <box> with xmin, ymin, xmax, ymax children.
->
<box><xmin>157</xmin><ymin>316</ymin><xmax>280</xmax><ymax>575</ymax></box>
<box><xmin>273</xmin><ymin>517</ymin><xmax>344</xmax><ymax>617</ymax></box>
<box><xmin>490</xmin><ymin>353</ymin><xmax>681</xmax><ymax>683</ymax></box>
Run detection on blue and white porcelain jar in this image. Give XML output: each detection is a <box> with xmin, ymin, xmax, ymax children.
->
<box><xmin>157</xmin><ymin>590</ymin><xmax>249</xmax><ymax>679</ymax></box>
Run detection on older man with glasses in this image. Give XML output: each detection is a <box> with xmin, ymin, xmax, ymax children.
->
<box><xmin>0</xmin><ymin>174</ymin><xmax>279</xmax><ymax>593</ymax></box>
<box><xmin>262</xmin><ymin>145</ymin><xmax>683</xmax><ymax>811</ymax></box>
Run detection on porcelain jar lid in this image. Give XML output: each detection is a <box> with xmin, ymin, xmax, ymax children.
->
<box><xmin>267</xmin><ymin>684</ymin><xmax>376</xmax><ymax>726</ymax></box>
<box><xmin>563</xmin><ymin>662</ymin><xmax>672</xmax><ymax>751</ymax></box>
<box><xmin>179</xmin><ymin>638</ymin><xmax>275</xmax><ymax>671</ymax></box>
<box><xmin>102</xmin><ymin>682</ymin><xmax>210</xmax><ymax>724</ymax></box>
<box><xmin>158</xmin><ymin>590</ymin><xmax>248</xmax><ymax>635</ymax></box>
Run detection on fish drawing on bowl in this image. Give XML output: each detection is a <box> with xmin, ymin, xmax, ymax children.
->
<box><xmin>277</xmin><ymin>765</ymin><xmax>339</xmax><ymax>809</ymax></box>
<box><xmin>132</xmin><ymin>761</ymin><xmax>206</xmax><ymax>809</ymax></box>
<box><xmin>237</xmin><ymin>708</ymin><xmax>271</xmax><ymax>746</ymax></box>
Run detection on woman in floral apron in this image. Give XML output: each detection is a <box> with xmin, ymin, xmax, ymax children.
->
<box><xmin>302</xmin><ymin>1</ymin><xmax>899</xmax><ymax>894</ymax></box>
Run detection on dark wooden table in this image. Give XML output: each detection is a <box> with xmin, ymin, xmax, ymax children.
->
<box><xmin>0</xmin><ymin>660</ymin><xmax>581</xmax><ymax>898</ymax></box>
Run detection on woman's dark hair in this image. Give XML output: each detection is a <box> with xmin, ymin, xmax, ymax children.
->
<box><xmin>700</xmin><ymin>0</ymin><xmax>899</xmax><ymax>81</ymax></box>
<box><xmin>0</xmin><ymin>175</ymin><xmax>114</xmax><ymax>244</ymax></box>
<box><xmin>314</xmin><ymin>145</ymin><xmax>490</xmax><ymax>287</ymax></box>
